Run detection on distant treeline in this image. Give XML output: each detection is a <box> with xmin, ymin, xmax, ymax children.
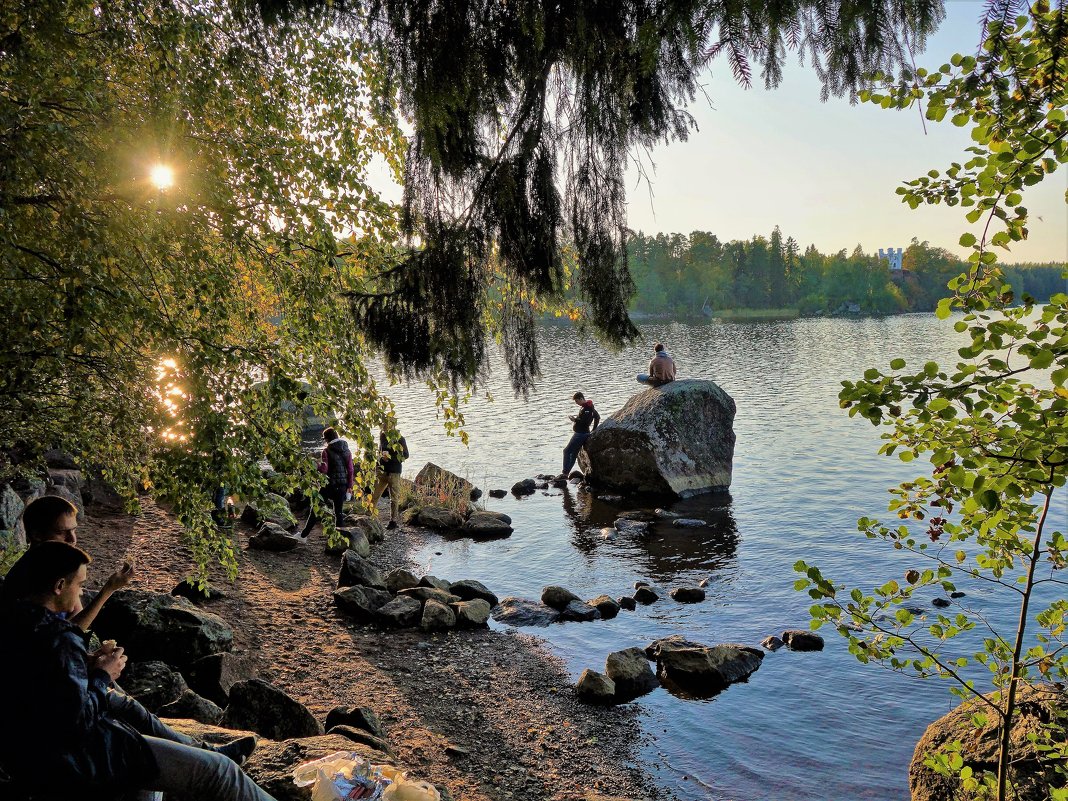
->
<box><xmin>628</xmin><ymin>229</ymin><xmax>1068</xmax><ymax>316</ymax></box>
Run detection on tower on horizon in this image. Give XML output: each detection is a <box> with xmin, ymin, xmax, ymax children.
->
<box><xmin>878</xmin><ymin>247</ymin><xmax>904</xmax><ymax>271</ymax></box>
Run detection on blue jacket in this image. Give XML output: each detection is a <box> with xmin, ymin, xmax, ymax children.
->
<box><xmin>0</xmin><ymin>600</ymin><xmax>157</xmax><ymax>798</ymax></box>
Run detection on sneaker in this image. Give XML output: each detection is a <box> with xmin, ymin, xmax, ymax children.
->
<box><xmin>214</xmin><ymin>735</ymin><xmax>257</xmax><ymax>765</ymax></box>
<box><xmin>386</xmin><ymin>520</ymin><xmax>397</xmax><ymax>530</ymax></box>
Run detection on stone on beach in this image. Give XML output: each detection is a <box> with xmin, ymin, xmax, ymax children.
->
<box><xmin>248</xmin><ymin>522</ymin><xmax>300</xmax><ymax>551</ymax></box>
<box><xmin>157</xmin><ymin>688</ymin><xmax>223</xmax><ymax>725</ymax></box>
<box><xmin>398</xmin><ymin>586</ymin><xmax>461</xmax><ymax>605</ymax></box>
<box><xmin>384</xmin><ymin>567</ymin><xmax>421</xmax><ymax>594</ymax></box>
<box><xmin>222</xmin><ymin>678</ymin><xmax>324</xmax><ymax>740</ymax></box>
<box><xmin>415</xmin><ymin>506</ymin><xmax>465</xmax><ymax>530</ymax></box>
<box><xmin>121</xmin><ymin>660</ymin><xmax>188</xmax><ymax>711</ymax></box>
<box><xmin>460</xmin><ymin>511</ymin><xmax>514</xmax><ymax>537</ymax></box>
<box><xmin>449</xmin><ymin>579</ymin><xmax>499</xmax><ymax>606</ymax></box>
<box><xmin>576</xmin><ymin>669</ymin><xmax>616</xmax><ymax>703</ymax></box>
<box><xmin>541</xmin><ymin>585</ymin><xmax>581</xmax><ymax>610</ymax></box>
<box><xmin>337</xmin><ymin>550</ymin><xmax>386</xmax><ymax>590</ymax></box>
<box><xmin>184</xmin><ymin>652</ymin><xmax>257</xmax><ymax>707</ymax></box>
<box><xmin>492</xmin><ymin>597</ymin><xmax>560</xmax><ymax>627</ymax></box>
<box><xmin>452</xmin><ymin>598</ymin><xmax>492</xmax><ymax>628</ymax></box>
<box><xmin>376</xmin><ymin>596</ymin><xmax>423</xmax><ymax>628</ymax></box>
<box><xmin>421</xmin><ymin>599</ymin><xmax>457</xmax><ymax>631</ymax></box>
<box><xmin>333</xmin><ymin>585</ymin><xmax>393</xmax><ymax>622</ymax></box>
<box><xmin>605</xmin><ymin>648</ymin><xmax>659</xmax><ymax>698</ymax></box>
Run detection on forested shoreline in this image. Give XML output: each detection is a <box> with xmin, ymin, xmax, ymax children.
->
<box><xmin>627</xmin><ymin>229</ymin><xmax>1067</xmax><ymax>317</ymax></box>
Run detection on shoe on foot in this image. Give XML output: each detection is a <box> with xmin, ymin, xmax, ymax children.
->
<box><xmin>386</xmin><ymin>520</ymin><xmax>397</xmax><ymax>530</ymax></box>
<box><xmin>214</xmin><ymin>735</ymin><xmax>257</xmax><ymax>766</ymax></box>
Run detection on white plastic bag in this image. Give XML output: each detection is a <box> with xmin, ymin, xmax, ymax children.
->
<box><xmin>293</xmin><ymin>751</ymin><xmax>381</xmax><ymax>801</ymax></box>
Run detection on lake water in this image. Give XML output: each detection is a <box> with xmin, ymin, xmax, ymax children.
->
<box><xmin>377</xmin><ymin>314</ymin><xmax>1067</xmax><ymax>801</ymax></box>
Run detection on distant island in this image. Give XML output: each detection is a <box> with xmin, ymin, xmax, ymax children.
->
<box><xmin>622</xmin><ymin>229</ymin><xmax>1066</xmax><ymax>318</ymax></box>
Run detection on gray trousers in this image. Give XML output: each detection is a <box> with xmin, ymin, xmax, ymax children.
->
<box><xmin>105</xmin><ymin>689</ymin><xmax>276</xmax><ymax>801</ymax></box>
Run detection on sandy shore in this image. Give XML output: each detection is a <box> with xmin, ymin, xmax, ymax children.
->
<box><xmin>80</xmin><ymin>498</ymin><xmax>668</xmax><ymax>801</ymax></box>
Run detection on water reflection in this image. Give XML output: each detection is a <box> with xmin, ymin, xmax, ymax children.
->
<box><xmin>564</xmin><ymin>486</ymin><xmax>739</xmax><ymax>583</ymax></box>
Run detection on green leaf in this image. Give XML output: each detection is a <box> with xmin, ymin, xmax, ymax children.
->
<box><xmin>958</xmin><ymin>233</ymin><xmax>977</xmax><ymax>247</ymax></box>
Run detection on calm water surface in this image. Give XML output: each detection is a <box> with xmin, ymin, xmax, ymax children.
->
<box><xmin>377</xmin><ymin>315</ymin><xmax>1067</xmax><ymax>801</ymax></box>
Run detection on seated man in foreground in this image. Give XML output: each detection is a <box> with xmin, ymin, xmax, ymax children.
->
<box><xmin>0</xmin><ymin>542</ymin><xmax>272</xmax><ymax>801</ymax></box>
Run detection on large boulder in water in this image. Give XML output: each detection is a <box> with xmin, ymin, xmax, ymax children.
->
<box><xmin>578</xmin><ymin>379</ymin><xmax>736</xmax><ymax>498</ymax></box>
<box><xmin>910</xmin><ymin>683</ymin><xmax>1066</xmax><ymax>801</ymax></box>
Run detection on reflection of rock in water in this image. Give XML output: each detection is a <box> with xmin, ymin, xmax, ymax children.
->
<box><xmin>564</xmin><ymin>487</ymin><xmax>739</xmax><ymax>581</ymax></box>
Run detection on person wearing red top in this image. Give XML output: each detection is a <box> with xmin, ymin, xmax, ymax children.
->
<box><xmin>560</xmin><ymin>392</ymin><xmax>600</xmax><ymax>478</ymax></box>
<box><xmin>300</xmin><ymin>427</ymin><xmax>353</xmax><ymax>538</ymax></box>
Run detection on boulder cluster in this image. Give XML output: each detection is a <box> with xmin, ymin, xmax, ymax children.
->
<box><xmin>491</xmin><ymin>579</ymin><xmax>708</xmax><ymax>627</ymax></box>
<box><xmin>333</xmin><ymin>550</ymin><xmax>498</xmax><ymax>633</ymax></box>
<box><xmin>576</xmin><ymin>630</ymin><xmax>825</xmax><ymax>705</ymax></box>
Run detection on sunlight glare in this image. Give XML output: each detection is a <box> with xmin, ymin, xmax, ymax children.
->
<box><xmin>150</xmin><ymin>164</ymin><xmax>175</xmax><ymax>190</ymax></box>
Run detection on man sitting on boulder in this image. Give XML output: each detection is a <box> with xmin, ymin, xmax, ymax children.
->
<box><xmin>561</xmin><ymin>392</ymin><xmax>600</xmax><ymax>479</ymax></box>
<box><xmin>21</xmin><ymin>494</ymin><xmax>133</xmax><ymax>631</ymax></box>
<box><xmin>636</xmin><ymin>342</ymin><xmax>677</xmax><ymax>387</ymax></box>
<box><xmin>0</xmin><ymin>542</ymin><xmax>267</xmax><ymax>801</ymax></box>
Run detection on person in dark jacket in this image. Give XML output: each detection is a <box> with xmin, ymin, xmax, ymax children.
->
<box><xmin>371</xmin><ymin>427</ymin><xmax>408</xmax><ymax>529</ymax></box>
<box><xmin>0</xmin><ymin>542</ymin><xmax>269</xmax><ymax>801</ymax></box>
<box><xmin>300</xmin><ymin>427</ymin><xmax>354</xmax><ymax>538</ymax></box>
<box><xmin>561</xmin><ymin>392</ymin><xmax>600</xmax><ymax>478</ymax></box>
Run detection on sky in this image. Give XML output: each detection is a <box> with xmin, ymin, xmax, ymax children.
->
<box><xmin>624</xmin><ymin>0</ymin><xmax>1067</xmax><ymax>264</ymax></box>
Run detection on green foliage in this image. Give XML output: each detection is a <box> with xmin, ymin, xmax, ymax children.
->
<box><xmin>0</xmin><ymin>0</ymin><xmax>404</xmax><ymax>578</ymax></box>
<box><xmin>253</xmin><ymin>0</ymin><xmax>944</xmax><ymax>391</ymax></box>
<box><xmin>797</xmin><ymin>5</ymin><xmax>1068</xmax><ymax>798</ymax></box>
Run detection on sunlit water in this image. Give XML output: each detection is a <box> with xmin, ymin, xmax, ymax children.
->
<box><xmin>375</xmin><ymin>315</ymin><xmax>1066</xmax><ymax>801</ymax></box>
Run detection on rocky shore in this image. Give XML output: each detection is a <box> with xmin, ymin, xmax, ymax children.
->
<box><xmin>79</xmin><ymin>498</ymin><xmax>665</xmax><ymax>801</ymax></box>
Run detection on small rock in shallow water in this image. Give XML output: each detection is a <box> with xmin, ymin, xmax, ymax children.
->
<box><xmin>488</xmin><ymin>489</ymin><xmax>507</xmax><ymax>498</ymax></box>
<box><xmin>932</xmin><ymin>597</ymin><xmax>951</xmax><ymax>608</ymax></box>
<box><xmin>617</xmin><ymin>596</ymin><xmax>637</xmax><ymax>611</ymax></box>
<box><xmin>950</xmin><ymin>591</ymin><xmax>966</xmax><ymax>598</ymax></box>
<box><xmin>634</xmin><ymin>586</ymin><xmax>659</xmax><ymax>605</ymax></box>
<box><xmin>492</xmin><ymin>597</ymin><xmax>560</xmax><ymax>627</ymax></box>
<box><xmin>654</xmin><ymin>508</ymin><xmax>679</xmax><ymax>519</ymax></box>
<box><xmin>559</xmin><ymin>599</ymin><xmax>600</xmax><ymax>622</ymax></box>
<box><xmin>781</xmin><ymin>630</ymin><xmax>824</xmax><ymax>651</ymax></box>
<box><xmin>672</xmin><ymin>518</ymin><xmax>706</xmax><ymax>528</ymax></box>
<box><xmin>760</xmin><ymin>636</ymin><xmax>784</xmax><ymax>651</ymax></box>
<box><xmin>511</xmin><ymin>479</ymin><xmax>537</xmax><ymax>496</ymax></box>
<box><xmin>587</xmin><ymin>595</ymin><xmax>620</xmax><ymax>620</ymax></box>
<box><xmin>670</xmin><ymin>586</ymin><xmax>706</xmax><ymax>603</ymax></box>
<box><xmin>541</xmin><ymin>585</ymin><xmax>580</xmax><ymax>610</ymax></box>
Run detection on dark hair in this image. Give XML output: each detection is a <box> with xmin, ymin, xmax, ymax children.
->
<box><xmin>572</xmin><ymin>392</ymin><xmax>585</xmax><ymax>401</ymax></box>
<box><xmin>322</xmin><ymin>427</ymin><xmax>339</xmax><ymax>442</ymax></box>
<box><xmin>1</xmin><ymin>541</ymin><xmax>91</xmax><ymax>601</ymax></box>
<box><xmin>654</xmin><ymin>343</ymin><xmax>665</xmax><ymax>352</ymax></box>
<box><xmin>21</xmin><ymin>495</ymin><xmax>78</xmax><ymax>543</ymax></box>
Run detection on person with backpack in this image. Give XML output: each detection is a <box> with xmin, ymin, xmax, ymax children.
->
<box><xmin>370</xmin><ymin>426</ymin><xmax>408</xmax><ymax>530</ymax></box>
<box><xmin>300</xmin><ymin>427</ymin><xmax>354</xmax><ymax>538</ymax></box>
<box><xmin>560</xmin><ymin>392</ymin><xmax>600</xmax><ymax>478</ymax></box>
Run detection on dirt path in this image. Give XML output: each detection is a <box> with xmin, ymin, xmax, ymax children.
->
<box><xmin>81</xmin><ymin>499</ymin><xmax>665</xmax><ymax>801</ymax></box>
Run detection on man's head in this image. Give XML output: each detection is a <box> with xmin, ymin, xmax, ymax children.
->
<box><xmin>323</xmin><ymin>427</ymin><xmax>339</xmax><ymax>443</ymax></box>
<box><xmin>572</xmin><ymin>392</ymin><xmax>585</xmax><ymax>405</ymax></box>
<box><xmin>654</xmin><ymin>343</ymin><xmax>665</xmax><ymax>353</ymax></box>
<box><xmin>1</xmin><ymin>541</ymin><xmax>91</xmax><ymax>613</ymax></box>
<box><xmin>22</xmin><ymin>495</ymin><xmax>79</xmax><ymax>546</ymax></box>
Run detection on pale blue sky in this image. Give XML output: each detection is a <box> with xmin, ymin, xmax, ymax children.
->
<box><xmin>625</xmin><ymin>0</ymin><xmax>1067</xmax><ymax>263</ymax></box>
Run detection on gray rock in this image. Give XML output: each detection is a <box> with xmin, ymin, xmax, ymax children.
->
<box><xmin>452</xmin><ymin>598</ymin><xmax>492</xmax><ymax>628</ymax></box>
<box><xmin>248</xmin><ymin>522</ymin><xmax>300</xmax><ymax>551</ymax></box>
<box><xmin>345</xmin><ymin>515</ymin><xmax>386</xmax><ymax>545</ymax></box>
<box><xmin>415</xmin><ymin>506</ymin><xmax>465</xmax><ymax>530</ymax></box>
<box><xmin>157</xmin><ymin>689</ymin><xmax>223</xmax><ymax>725</ymax></box>
<box><xmin>654</xmin><ymin>508</ymin><xmax>679</xmax><ymax>519</ymax></box>
<box><xmin>634</xmin><ymin>586</ymin><xmax>659</xmax><ymax>605</ymax></box>
<box><xmin>541</xmin><ymin>585</ymin><xmax>580</xmax><ymax>610</ymax></box>
<box><xmin>0</xmin><ymin>484</ymin><xmax>27</xmax><ymax>548</ymax></box>
<box><xmin>327</xmin><ymin>725</ymin><xmax>395</xmax><ymax>757</ymax></box>
<box><xmin>634</xmin><ymin>580</ymin><xmax>651</xmax><ymax>589</ymax></box>
<box><xmin>469</xmin><ymin>487</ymin><xmax>483</xmax><ymax>502</ymax></box>
<box><xmin>449</xmin><ymin>579</ymin><xmax>499</xmax><ymax>606</ymax></box>
<box><xmin>617</xmin><ymin>596</ymin><xmax>637</xmax><ymax>611</ymax></box>
<box><xmin>418</xmin><ymin>574</ymin><xmax>453</xmax><ymax>592</ymax></box>
<box><xmin>575</xmin><ymin>669</ymin><xmax>616</xmax><ymax>703</ymax></box>
<box><xmin>670</xmin><ymin>586</ymin><xmax>706</xmax><ymax>603</ymax></box>
<box><xmin>183</xmin><ymin>652</ymin><xmax>257</xmax><ymax>707</ymax></box>
<box><xmin>672</xmin><ymin>518</ymin><xmax>707</xmax><ymax>528</ymax></box>
<box><xmin>44</xmin><ymin>449</ymin><xmax>79</xmax><ymax>470</ymax></box>
<box><xmin>93</xmin><ymin>591</ymin><xmax>233</xmax><ymax>667</ymax></box>
<box><xmin>222</xmin><ymin>679</ymin><xmax>324</xmax><ymax>740</ymax></box>
<box><xmin>587</xmin><ymin>595</ymin><xmax>620</xmax><ymax>620</ymax></box>
<box><xmin>240</xmin><ymin>493</ymin><xmax>297</xmax><ymax>531</ymax></box>
<box><xmin>578</xmin><ymin>379</ymin><xmax>736</xmax><ymax>498</ymax></box>
<box><xmin>605</xmin><ymin>647</ymin><xmax>659</xmax><ymax>697</ymax></box>
<box><xmin>421</xmin><ymin>599</ymin><xmax>457</xmax><ymax>631</ymax></box>
<box><xmin>760</xmin><ymin>636</ymin><xmax>784</xmax><ymax>651</ymax></box>
<box><xmin>511</xmin><ymin>479</ymin><xmax>537</xmax><ymax>496</ymax></box>
<box><xmin>559</xmin><ymin>600</ymin><xmax>600</xmax><ymax>622</ymax></box>
<box><xmin>614</xmin><ymin>519</ymin><xmax>651</xmax><ymax>536</ymax></box>
<box><xmin>491</xmin><ymin>597</ymin><xmax>560</xmax><ymax>627</ymax></box>
<box><xmin>460</xmin><ymin>511</ymin><xmax>514</xmax><ymax>538</ymax></box>
<box><xmin>657</xmin><ymin>644</ymin><xmax>764</xmax><ymax>690</ymax></box>
<box><xmin>335</xmin><ymin>527</ymin><xmax>371</xmax><ymax>558</ymax></box>
<box><xmin>337</xmin><ymin>550</ymin><xmax>385</xmax><ymax>590</ymax></box>
<box><xmin>384</xmin><ymin>568</ymin><xmax>420</xmax><ymax>594</ymax></box>
<box><xmin>398</xmin><ymin>586</ymin><xmax>460</xmax><ymax>605</ymax></box>
<box><xmin>121</xmin><ymin>661</ymin><xmax>188</xmax><ymax>711</ymax></box>
<box><xmin>414</xmin><ymin>463</ymin><xmax>477</xmax><ymax>504</ymax></box>
<box><xmin>488</xmin><ymin>489</ymin><xmax>507</xmax><ymax>499</ymax></box>
<box><xmin>782</xmin><ymin>630</ymin><xmax>825</xmax><ymax>651</ymax></box>
<box><xmin>333</xmin><ymin>585</ymin><xmax>393</xmax><ymax>622</ymax></box>
<box><xmin>324</xmin><ymin>706</ymin><xmax>384</xmax><ymax>739</ymax></box>
<box><xmin>644</xmin><ymin>635</ymin><xmax>708</xmax><ymax>660</ymax></box>
<box><xmin>550</xmin><ymin>478</ymin><xmax>568</xmax><ymax>489</ymax></box>
<box><xmin>376</xmin><ymin>596</ymin><xmax>423</xmax><ymax>628</ymax></box>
